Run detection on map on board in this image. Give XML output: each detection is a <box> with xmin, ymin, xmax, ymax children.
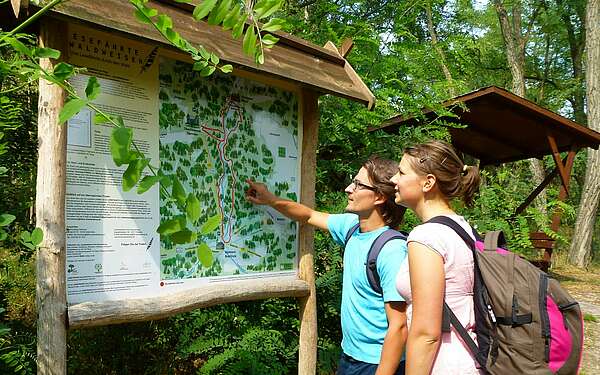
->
<box><xmin>158</xmin><ymin>59</ymin><xmax>300</xmax><ymax>281</ymax></box>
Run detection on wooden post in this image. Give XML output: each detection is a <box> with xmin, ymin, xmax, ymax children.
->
<box><xmin>297</xmin><ymin>89</ymin><xmax>319</xmax><ymax>375</ymax></box>
<box><xmin>36</xmin><ymin>19</ymin><xmax>68</xmax><ymax>375</ymax></box>
<box><xmin>550</xmin><ymin>148</ymin><xmax>578</xmax><ymax>232</ymax></box>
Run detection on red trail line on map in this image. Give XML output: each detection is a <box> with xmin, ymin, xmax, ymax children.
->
<box><xmin>200</xmin><ymin>97</ymin><xmax>243</xmax><ymax>244</ymax></box>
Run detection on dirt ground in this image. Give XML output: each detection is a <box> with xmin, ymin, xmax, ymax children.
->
<box><xmin>549</xmin><ymin>262</ymin><xmax>600</xmax><ymax>375</ymax></box>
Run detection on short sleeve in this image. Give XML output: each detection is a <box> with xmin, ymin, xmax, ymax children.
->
<box><xmin>377</xmin><ymin>238</ymin><xmax>407</xmax><ymax>302</ymax></box>
<box><xmin>327</xmin><ymin>213</ymin><xmax>359</xmax><ymax>245</ymax></box>
<box><xmin>407</xmin><ymin>223</ymin><xmax>448</xmax><ymax>262</ymax></box>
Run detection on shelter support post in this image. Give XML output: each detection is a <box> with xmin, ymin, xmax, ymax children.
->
<box><xmin>549</xmin><ymin>148</ymin><xmax>578</xmax><ymax>233</ymax></box>
<box><xmin>36</xmin><ymin>19</ymin><xmax>68</xmax><ymax>375</ymax></box>
<box><xmin>513</xmin><ymin>161</ymin><xmax>563</xmax><ymax>217</ymax></box>
<box><xmin>297</xmin><ymin>89</ymin><xmax>319</xmax><ymax>375</ymax></box>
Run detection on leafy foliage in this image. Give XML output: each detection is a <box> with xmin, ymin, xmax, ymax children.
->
<box><xmin>1</xmin><ymin>0</ymin><xmax>599</xmax><ymax>374</ymax></box>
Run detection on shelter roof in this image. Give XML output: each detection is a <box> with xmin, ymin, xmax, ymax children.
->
<box><xmin>8</xmin><ymin>0</ymin><xmax>374</xmax><ymax>108</ymax></box>
<box><xmin>375</xmin><ymin>86</ymin><xmax>600</xmax><ymax>166</ymax></box>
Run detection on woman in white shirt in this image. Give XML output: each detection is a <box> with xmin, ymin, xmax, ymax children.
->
<box><xmin>390</xmin><ymin>140</ymin><xmax>483</xmax><ymax>375</ymax></box>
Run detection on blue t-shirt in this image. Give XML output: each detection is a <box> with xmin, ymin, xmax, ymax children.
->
<box><xmin>328</xmin><ymin>213</ymin><xmax>408</xmax><ymax>364</ymax></box>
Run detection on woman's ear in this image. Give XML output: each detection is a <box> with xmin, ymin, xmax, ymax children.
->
<box><xmin>422</xmin><ymin>174</ymin><xmax>437</xmax><ymax>193</ymax></box>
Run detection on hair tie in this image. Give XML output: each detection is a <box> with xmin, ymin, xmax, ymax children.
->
<box><xmin>461</xmin><ymin>165</ymin><xmax>469</xmax><ymax>176</ymax></box>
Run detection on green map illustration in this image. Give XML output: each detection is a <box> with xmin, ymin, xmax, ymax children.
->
<box><xmin>158</xmin><ymin>59</ymin><xmax>299</xmax><ymax>280</ymax></box>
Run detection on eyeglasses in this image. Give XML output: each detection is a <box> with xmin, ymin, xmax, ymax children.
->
<box><xmin>349</xmin><ymin>176</ymin><xmax>376</xmax><ymax>192</ymax></box>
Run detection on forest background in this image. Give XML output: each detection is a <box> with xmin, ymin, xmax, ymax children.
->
<box><xmin>1</xmin><ymin>0</ymin><xmax>599</xmax><ymax>373</ymax></box>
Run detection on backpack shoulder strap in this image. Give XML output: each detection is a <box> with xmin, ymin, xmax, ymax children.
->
<box><xmin>366</xmin><ymin>229</ymin><xmax>407</xmax><ymax>295</ymax></box>
<box><xmin>344</xmin><ymin>223</ymin><xmax>360</xmax><ymax>247</ymax></box>
<box><xmin>426</xmin><ymin>216</ymin><xmax>490</xmax><ymax>371</ymax></box>
<box><xmin>444</xmin><ymin>303</ymin><xmax>488</xmax><ymax>370</ymax></box>
<box><xmin>426</xmin><ymin>216</ymin><xmax>476</xmax><ymax>252</ymax></box>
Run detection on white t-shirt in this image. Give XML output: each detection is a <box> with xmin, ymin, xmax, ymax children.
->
<box><xmin>396</xmin><ymin>214</ymin><xmax>483</xmax><ymax>374</ymax></box>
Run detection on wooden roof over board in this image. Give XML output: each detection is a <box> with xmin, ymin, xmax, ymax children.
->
<box><xmin>8</xmin><ymin>0</ymin><xmax>375</xmax><ymax>108</ymax></box>
<box><xmin>375</xmin><ymin>86</ymin><xmax>600</xmax><ymax>166</ymax></box>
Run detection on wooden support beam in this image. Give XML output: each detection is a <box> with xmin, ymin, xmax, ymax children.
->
<box><xmin>68</xmin><ymin>277</ymin><xmax>310</xmax><ymax>328</ymax></box>
<box><xmin>547</xmin><ymin>134</ymin><xmax>571</xmax><ymax>196</ymax></box>
<box><xmin>10</xmin><ymin>0</ymin><xmax>27</xmax><ymax>18</ymax></box>
<box><xmin>36</xmin><ymin>19</ymin><xmax>68</xmax><ymax>375</ymax></box>
<box><xmin>550</xmin><ymin>147</ymin><xmax>578</xmax><ymax>233</ymax></box>
<box><xmin>339</xmin><ymin>38</ymin><xmax>354</xmax><ymax>58</ymax></box>
<box><xmin>297</xmin><ymin>89</ymin><xmax>319</xmax><ymax>375</ymax></box>
<box><xmin>513</xmin><ymin>162</ymin><xmax>562</xmax><ymax>217</ymax></box>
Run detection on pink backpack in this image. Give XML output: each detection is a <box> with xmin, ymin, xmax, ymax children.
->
<box><xmin>430</xmin><ymin>216</ymin><xmax>584</xmax><ymax>374</ymax></box>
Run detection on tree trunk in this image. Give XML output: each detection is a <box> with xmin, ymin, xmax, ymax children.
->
<box><xmin>569</xmin><ymin>0</ymin><xmax>600</xmax><ymax>267</ymax></box>
<box><xmin>494</xmin><ymin>0</ymin><xmax>547</xmax><ymax>214</ymax></box>
<box><xmin>556</xmin><ymin>0</ymin><xmax>587</xmax><ymax>125</ymax></box>
<box><xmin>425</xmin><ymin>2</ymin><xmax>456</xmax><ymax>97</ymax></box>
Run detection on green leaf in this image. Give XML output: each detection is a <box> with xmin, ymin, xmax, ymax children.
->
<box><xmin>207</xmin><ymin>0</ymin><xmax>232</xmax><ymax>25</ymax></box>
<box><xmin>255</xmin><ymin>48</ymin><xmax>264</xmax><ymax>64</ymax></box>
<box><xmin>242</xmin><ymin>26</ymin><xmax>257</xmax><ymax>57</ymax></box>
<box><xmin>58</xmin><ymin>98</ymin><xmax>87</xmax><ymax>124</ymax></box>
<box><xmin>141</xmin><ymin>5</ymin><xmax>158</xmax><ymax>18</ymax></box>
<box><xmin>199</xmin><ymin>213</ymin><xmax>221</xmax><ymax>235</ymax></box>
<box><xmin>34</xmin><ymin>47</ymin><xmax>60</xmax><ymax>59</ymax></box>
<box><xmin>22</xmin><ymin>242</ymin><xmax>35</xmax><ymax>250</ymax></box>
<box><xmin>193</xmin><ymin>60</ymin><xmax>209</xmax><ymax>71</ymax></box>
<box><xmin>156</xmin><ymin>14</ymin><xmax>173</xmax><ymax>31</ymax></box>
<box><xmin>209</xmin><ymin>53</ymin><xmax>220</xmax><ymax>65</ymax></box>
<box><xmin>0</xmin><ymin>166</ymin><xmax>7</xmax><ymax>176</ymax></box>
<box><xmin>0</xmin><ymin>230</ymin><xmax>7</xmax><ymax>241</ymax></box>
<box><xmin>20</xmin><ymin>231</ymin><xmax>31</xmax><ymax>242</ymax></box>
<box><xmin>137</xmin><ymin>175</ymin><xmax>161</xmax><ymax>194</ymax></box>
<box><xmin>85</xmin><ymin>76</ymin><xmax>101</xmax><ymax>100</ymax></box>
<box><xmin>157</xmin><ymin>217</ymin><xmax>186</xmax><ymax>235</ymax></box>
<box><xmin>52</xmin><ymin>62</ymin><xmax>75</xmax><ymax>81</ymax></box>
<box><xmin>219</xmin><ymin>64</ymin><xmax>233</xmax><ymax>73</ymax></box>
<box><xmin>262</xmin><ymin>34</ymin><xmax>279</xmax><ymax>46</ymax></box>
<box><xmin>7</xmin><ymin>38</ymin><xmax>31</xmax><ymax>56</ymax></box>
<box><xmin>0</xmin><ymin>214</ymin><xmax>16</xmax><ymax>227</ymax></box>
<box><xmin>31</xmin><ymin>227</ymin><xmax>43</xmax><ymax>246</ymax></box>
<box><xmin>186</xmin><ymin>193</ymin><xmax>201</xmax><ymax>223</ymax></box>
<box><xmin>222</xmin><ymin>4</ymin><xmax>242</xmax><ymax>30</ymax></box>
<box><xmin>122</xmin><ymin>158</ymin><xmax>149</xmax><ymax>192</ymax></box>
<box><xmin>197</xmin><ymin>242</ymin><xmax>213</xmax><ymax>267</ymax></box>
<box><xmin>254</xmin><ymin>0</ymin><xmax>282</xmax><ymax>20</ymax></box>
<box><xmin>164</xmin><ymin>28</ymin><xmax>181</xmax><ymax>46</ymax></box>
<box><xmin>172</xmin><ymin>178</ymin><xmax>187</xmax><ymax>207</ymax></box>
<box><xmin>231</xmin><ymin>13</ymin><xmax>248</xmax><ymax>39</ymax></box>
<box><xmin>261</xmin><ymin>18</ymin><xmax>284</xmax><ymax>33</ymax></box>
<box><xmin>198</xmin><ymin>46</ymin><xmax>211</xmax><ymax>61</ymax></box>
<box><xmin>134</xmin><ymin>9</ymin><xmax>152</xmax><ymax>24</ymax></box>
<box><xmin>193</xmin><ymin>0</ymin><xmax>217</xmax><ymax>20</ymax></box>
<box><xmin>160</xmin><ymin>174</ymin><xmax>173</xmax><ymax>188</ymax></box>
<box><xmin>200</xmin><ymin>65</ymin><xmax>216</xmax><ymax>77</ymax></box>
<box><xmin>93</xmin><ymin>112</ymin><xmax>111</xmax><ymax>124</ymax></box>
<box><xmin>170</xmin><ymin>229</ymin><xmax>197</xmax><ymax>244</ymax></box>
<box><xmin>110</xmin><ymin>126</ymin><xmax>133</xmax><ymax>166</ymax></box>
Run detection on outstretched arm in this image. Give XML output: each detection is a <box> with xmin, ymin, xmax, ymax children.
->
<box><xmin>245</xmin><ymin>179</ymin><xmax>329</xmax><ymax>231</ymax></box>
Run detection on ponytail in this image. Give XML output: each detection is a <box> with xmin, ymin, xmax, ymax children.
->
<box><xmin>460</xmin><ymin>164</ymin><xmax>480</xmax><ymax>207</ymax></box>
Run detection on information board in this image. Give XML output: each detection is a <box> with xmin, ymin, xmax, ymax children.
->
<box><xmin>64</xmin><ymin>25</ymin><xmax>300</xmax><ymax>304</ymax></box>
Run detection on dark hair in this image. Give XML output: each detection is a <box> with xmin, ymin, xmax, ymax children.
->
<box><xmin>404</xmin><ymin>140</ymin><xmax>480</xmax><ymax>207</ymax></box>
<box><xmin>363</xmin><ymin>156</ymin><xmax>406</xmax><ymax>229</ymax></box>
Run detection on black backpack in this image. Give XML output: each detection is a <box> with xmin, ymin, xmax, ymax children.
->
<box><xmin>343</xmin><ymin>223</ymin><xmax>407</xmax><ymax>294</ymax></box>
